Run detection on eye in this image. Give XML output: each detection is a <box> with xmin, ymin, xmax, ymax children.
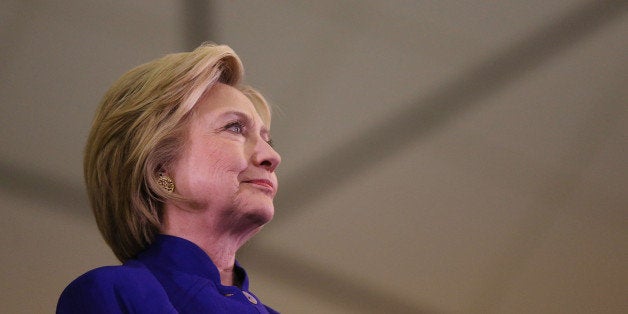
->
<box><xmin>224</xmin><ymin>121</ymin><xmax>245</xmax><ymax>134</ymax></box>
<box><xmin>266</xmin><ymin>138</ymin><xmax>274</xmax><ymax>147</ymax></box>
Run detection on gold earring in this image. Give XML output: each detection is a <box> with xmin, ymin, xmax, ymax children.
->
<box><xmin>157</xmin><ymin>173</ymin><xmax>175</xmax><ymax>192</ymax></box>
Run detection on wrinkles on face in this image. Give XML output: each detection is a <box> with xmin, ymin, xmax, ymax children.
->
<box><xmin>168</xmin><ymin>83</ymin><xmax>278</xmax><ymax>225</ymax></box>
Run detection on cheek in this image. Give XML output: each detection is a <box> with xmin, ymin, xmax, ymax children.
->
<box><xmin>181</xmin><ymin>143</ymin><xmax>247</xmax><ymax>190</ymax></box>
<box><xmin>205</xmin><ymin>145</ymin><xmax>247</xmax><ymax>175</ymax></box>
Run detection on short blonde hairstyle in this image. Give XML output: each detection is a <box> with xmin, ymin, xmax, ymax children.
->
<box><xmin>84</xmin><ymin>44</ymin><xmax>271</xmax><ymax>262</ymax></box>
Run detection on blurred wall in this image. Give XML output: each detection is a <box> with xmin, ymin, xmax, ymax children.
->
<box><xmin>1</xmin><ymin>1</ymin><xmax>626</xmax><ymax>313</ymax></box>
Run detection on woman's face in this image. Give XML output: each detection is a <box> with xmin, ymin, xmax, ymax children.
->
<box><xmin>168</xmin><ymin>83</ymin><xmax>281</xmax><ymax>226</ymax></box>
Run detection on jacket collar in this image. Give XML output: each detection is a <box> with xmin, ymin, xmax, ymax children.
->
<box><xmin>136</xmin><ymin>234</ymin><xmax>250</xmax><ymax>290</ymax></box>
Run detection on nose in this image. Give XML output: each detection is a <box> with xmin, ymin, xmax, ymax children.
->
<box><xmin>252</xmin><ymin>137</ymin><xmax>281</xmax><ymax>172</ymax></box>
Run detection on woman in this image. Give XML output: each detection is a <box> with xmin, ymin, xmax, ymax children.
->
<box><xmin>57</xmin><ymin>44</ymin><xmax>281</xmax><ymax>313</ymax></box>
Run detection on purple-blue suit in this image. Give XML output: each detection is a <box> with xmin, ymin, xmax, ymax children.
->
<box><xmin>57</xmin><ymin>235</ymin><xmax>279</xmax><ymax>313</ymax></box>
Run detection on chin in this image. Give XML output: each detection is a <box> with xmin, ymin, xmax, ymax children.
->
<box><xmin>232</xmin><ymin>193</ymin><xmax>275</xmax><ymax>225</ymax></box>
<box><xmin>235</xmin><ymin>198</ymin><xmax>274</xmax><ymax>225</ymax></box>
<box><xmin>245</xmin><ymin>205</ymin><xmax>274</xmax><ymax>225</ymax></box>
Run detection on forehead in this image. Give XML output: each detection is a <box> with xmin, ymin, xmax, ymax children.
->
<box><xmin>194</xmin><ymin>83</ymin><xmax>266</xmax><ymax>126</ymax></box>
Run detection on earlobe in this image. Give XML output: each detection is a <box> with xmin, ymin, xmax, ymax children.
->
<box><xmin>157</xmin><ymin>173</ymin><xmax>175</xmax><ymax>193</ymax></box>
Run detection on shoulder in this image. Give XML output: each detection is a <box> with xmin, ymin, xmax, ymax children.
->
<box><xmin>57</xmin><ymin>262</ymin><xmax>177</xmax><ymax>314</ymax></box>
<box><xmin>65</xmin><ymin>262</ymin><xmax>152</xmax><ymax>286</ymax></box>
<box><xmin>61</xmin><ymin>262</ymin><xmax>154</xmax><ymax>294</ymax></box>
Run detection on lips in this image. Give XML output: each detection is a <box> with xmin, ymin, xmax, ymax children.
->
<box><xmin>243</xmin><ymin>179</ymin><xmax>275</xmax><ymax>191</ymax></box>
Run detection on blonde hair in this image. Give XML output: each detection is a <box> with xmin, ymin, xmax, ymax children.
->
<box><xmin>84</xmin><ymin>44</ymin><xmax>270</xmax><ymax>262</ymax></box>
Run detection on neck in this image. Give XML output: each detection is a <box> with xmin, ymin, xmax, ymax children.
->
<box><xmin>161</xmin><ymin>204</ymin><xmax>263</xmax><ymax>286</ymax></box>
<box><xmin>195</xmin><ymin>234</ymin><xmax>239</xmax><ymax>286</ymax></box>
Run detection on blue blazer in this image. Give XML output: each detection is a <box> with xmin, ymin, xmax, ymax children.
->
<box><xmin>57</xmin><ymin>235</ymin><xmax>279</xmax><ymax>313</ymax></box>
